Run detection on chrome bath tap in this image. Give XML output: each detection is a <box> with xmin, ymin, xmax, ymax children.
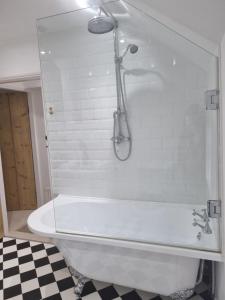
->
<box><xmin>192</xmin><ymin>209</ymin><xmax>208</xmax><ymax>222</ymax></box>
<box><xmin>192</xmin><ymin>219</ymin><xmax>212</xmax><ymax>234</ymax></box>
<box><xmin>192</xmin><ymin>209</ymin><xmax>212</xmax><ymax>234</ymax></box>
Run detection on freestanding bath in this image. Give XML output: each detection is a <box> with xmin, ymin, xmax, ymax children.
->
<box><xmin>27</xmin><ymin>194</ymin><xmax>211</xmax><ymax>297</ymax></box>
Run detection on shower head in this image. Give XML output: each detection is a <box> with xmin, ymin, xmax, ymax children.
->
<box><xmin>129</xmin><ymin>44</ymin><xmax>138</xmax><ymax>54</ymax></box>
<box><xmin>88</xmin><ymin>7</ymin><xmax>116</xmax><ymax>34</ymax></box>
<box><xmin>121</xmin><ymin>44</ymin><xmax>139</xmax><ymax>59</ymax></box>
<box><xmin>88</xmin><ymin>15</ymin><xmax>115</xmax><ymax>34</ymax></box>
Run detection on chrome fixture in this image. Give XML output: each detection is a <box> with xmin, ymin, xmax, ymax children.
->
<box><xmin>205</xmin><ymin>89</ymin><xmax>219</xmax><ymax>110</ymax></box>
<box><xmin>207</xmin><ymin>200</ymin><xmax>221</xmax><ymax>218</ymax></box>
<box><xmin>120</xmin><ymin>44</ymin><xmax>138</xmax><ymax>59</ymax></box>
<box><xmin>192</xmin><ymin>209</ymin><xmax>212</xmax><ymax>234</ymax></box>
<box><xmin>88</xmin><ymin>7</ymin><xmax>139</xmax><ymax>161</ymax></box>
<box><xmin>68</xmin><ymin>266</ymin><xmax>88</xmax><ymax>299</ymax></box>
<box><xmin>192</xmin><ymin>209</ymin><xmax>208</xmax><ymax>222</ymax></box>
<box><xmin>195</xmin><ymin>260</ymin><xmax>205</xmax><ymax>286</ymax></box>
<box><xmin>192</xmin><ymin>219</ymin><xmax>212</xmax><ymax>234</ymax></box>
<box><xmin>88</xmin><ymin>7</ymin><xmax>116</xmax><ymax>34</ymax></box>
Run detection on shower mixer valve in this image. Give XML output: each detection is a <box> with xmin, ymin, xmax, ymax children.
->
<box><xmin>111</xmin><ymin>134</ymin><xmax>130</xmax><ymax>144</ymax></box>
<box><xmin>111</xmin><ymin>110</ymin><xmax>130</xmax><ymax>144</ymax></box>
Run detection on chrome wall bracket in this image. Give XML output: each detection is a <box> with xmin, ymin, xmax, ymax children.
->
<box><xmin>205</xmin><ymin>89</ymin><xmax>219</xmax><ymax>110</ymax></box>
<box><xmin>207</xmin><ymin>200</ymin><xmax>221</xmax><ymax>218</ymax></box>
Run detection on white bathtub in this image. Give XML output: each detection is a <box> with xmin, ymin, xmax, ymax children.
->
<box><xmin>27</xmin><ymin>194</ymin><xmax>219</xmax><ymax>296</ymax></box>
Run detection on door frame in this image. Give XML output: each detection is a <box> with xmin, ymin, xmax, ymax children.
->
<box><xmin>0</xmin><ymin>151</ymin><xmax>9</xmax><ymax>236</ymax></box>
<box><xmin>0</xmin><ymin>74</ymin><xmax>51</xmax><ymax>236</ymax></box>
<box><xmin>27</xmin><ymin>89</ymin><xmax>51</xmax><ymax>208</ymax></box>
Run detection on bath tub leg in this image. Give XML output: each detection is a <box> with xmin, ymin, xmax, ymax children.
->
<box><xmin>170</xmin><ymin>288</ymin><xmax>194</xmax><ymax>300</ymax></box>
<box><xmin>68</xmin><ymin>266</ymin><xmax>89</xmax><ymax>299</ymax></box>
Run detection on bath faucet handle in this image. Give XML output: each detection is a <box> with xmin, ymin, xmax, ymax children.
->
<box><xmin>192</xmin><ymin>219</ymin><xmax>206</xmax><ymax>233</ymax></box>
<box><xmin>192</xmin><ymin>218</ymin><xmax>212</xmax><ymax>235</ymax></box>
<box><xmin>204</xmin><ymin>219</ymin><xmax>213</xmax><ymax>234</ymax></box>
<box><xmin>201</xmin><ymin>209</ymin><xmax>209</xmax><ymax>221</ymax></box>
<box><xmin>192</xmin><ymin>209</ymin><xmax>209</xmax><ymax>222</ymax></box>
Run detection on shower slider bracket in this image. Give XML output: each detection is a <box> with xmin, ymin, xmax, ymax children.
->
<box><xmin>205</xmin><ymin>89</ymin><xmax>219</xmax><ymax>110</ymax></box>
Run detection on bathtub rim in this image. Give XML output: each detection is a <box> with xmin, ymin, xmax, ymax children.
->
<box><xmin>27</xmin><ymin>198</ymin><xmax>223</xmax><ymax>262</ymax></box>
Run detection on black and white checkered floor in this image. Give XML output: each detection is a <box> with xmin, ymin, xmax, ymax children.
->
<box><xmin>0</xmin><ymin>237</ymin><xmax>212</xmax><ymax>300</ymax></box>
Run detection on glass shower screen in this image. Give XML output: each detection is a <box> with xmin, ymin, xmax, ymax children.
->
<box><xmin>37</xmin><ymin>0</ymin><xmax>220</xmax><ymax>252</ymax></box>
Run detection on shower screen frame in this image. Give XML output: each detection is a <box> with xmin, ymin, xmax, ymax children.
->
<box><xmin>37</xmin><ymin>0</ymin><xmax>223</xmax><ymax>261</ymax></box>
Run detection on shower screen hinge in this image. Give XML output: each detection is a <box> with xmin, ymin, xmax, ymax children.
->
<box><xmin>207</xmin><ymin>200</ymin><xmax>221</xmax><ymax>218</ymax></box>
<box><xmin>205</xmin><ymin>89</ymin><xmax>219</xmax><ymax>110</ymax></box>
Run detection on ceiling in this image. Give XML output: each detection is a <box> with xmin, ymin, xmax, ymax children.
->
<box><xmin>0</xmin><ymin>0</ymin><xmax>224</xmax><ymax>46</ymax></box>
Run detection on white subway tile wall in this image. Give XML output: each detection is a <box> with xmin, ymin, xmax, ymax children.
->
<box><xmin>38</xmin><ymin>3</ymin><xmax>216</xmax><ymax>205</ymax></box>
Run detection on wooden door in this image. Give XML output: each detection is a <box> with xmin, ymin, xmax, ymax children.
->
<box><xmin>0</xmin><ymin>92</ymin><xmax>37</xmax><ymax>210</ymax></box>
<box><xmin>9</xmin><ymin>92</ymin><xmax>37</xmax><ymax>210</ymax></box>
<box><xmin>0</xmin><ymin>93</ymin><xmax>19</xmax><ymax>210</ymax></box>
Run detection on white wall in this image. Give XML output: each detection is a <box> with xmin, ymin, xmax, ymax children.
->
<box><xmin>0</xmin><ymin>0</ymin><xmax>112</xmax><ymax>79</ymax></box>
<box><xmin>39</xmin><ymin>2</ymin><xmax>217</xmax><ymax>205</ymax></box>
<box><xmin>0</xmin><ymin>37</ymin><xmax>40</xmax><ymax>79</ymax></box>
<box><xmin>0</xmin><ymin>0</ymin><xmax>81</xmax><ymax>79</ymax></box>
<box><xmin>0</xmin><ymin>0</ymin><xmax>221</xmax><ymax>81</ymax></box>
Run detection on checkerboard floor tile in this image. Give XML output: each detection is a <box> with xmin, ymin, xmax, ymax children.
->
<box><xmin>0</xmin><ymin>237</ymin><xmax>212</xmax><ymax>300</ymax></box>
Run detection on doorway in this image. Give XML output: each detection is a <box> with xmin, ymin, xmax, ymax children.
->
<box><xmin>0</xmin><ymin>78</ymin><xmax>50</xmax><ymax>242</ymax></box>
<box><xmin>0</xmin><ymin>91</ymin><xmax>37</xmax><ymax>235</ymax></box>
